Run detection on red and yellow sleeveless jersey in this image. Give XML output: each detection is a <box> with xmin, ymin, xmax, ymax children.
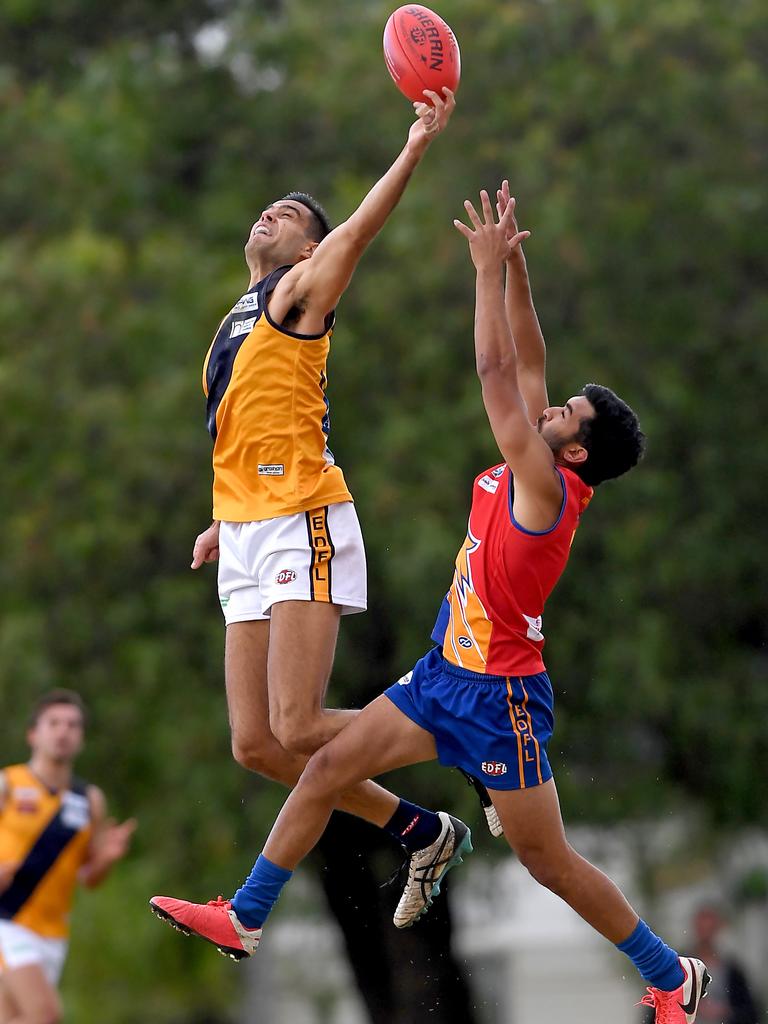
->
<box><xmin>431</xmin><ymin>463</ymin><xmax>593</xmax><ymax>676</ymax></box>
<box><xmin>0</xmin><ymin>765</ymin><xmax>92</xmax><ymax>939</ymax></box>
<box><xmin>203</xmin><ymin>266</ymin><xmax>353</xmax><ymax>522</ymax></box>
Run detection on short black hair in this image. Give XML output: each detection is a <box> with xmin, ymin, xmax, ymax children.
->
<box><xmin>279</xmin><ymin>191</ymin><xmax>332</xmax><ymax>243</ymax></box>
<box><xmin>28</xmin><ymin>689</ymin><xmax>87</xmax><ymax>728</ymax></box>
<box><xmin>571</xmin><ymin>383</ymin><xmax>646</xmax><ymax>487</ymax></box>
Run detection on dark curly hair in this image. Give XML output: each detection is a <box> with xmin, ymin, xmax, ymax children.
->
<box><xmin>278</xmin><ymin>191</ymin><xmax>332</xmax><ymax>243</ymax></box>
<box><xmin>571</xmin><ymin>383</ymin><xmax>646</xmax><ymax>487</ymax></box>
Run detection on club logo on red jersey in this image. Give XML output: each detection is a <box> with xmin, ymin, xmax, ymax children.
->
<box><xmin>276</xmin><ymin>569</ymin><xmax>297</xmax><ymax>585</ymax></box>
<box><xmin>481</xmin><ymin>761</ymin><xmax>508</xmax><ymax>777</ymax></box>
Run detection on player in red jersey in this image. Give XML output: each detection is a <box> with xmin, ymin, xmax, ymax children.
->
<box><xmin>151</xmin><ymin>186</ymin><xmax>711</xmax><ymax>1022</ymax></box>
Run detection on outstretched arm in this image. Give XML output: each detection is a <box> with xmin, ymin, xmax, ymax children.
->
<box><xmin>496</xmin><ymin>182</ymin><xmax>549</xmax><ymax>425</ymax></box>
<box><xmin>280</xmin><ymin>89</ymin><xmax>455</xmax><ymax>323</ymax></box>
<box><xmin>454</xmin><ymin>191</ymin><xmax>563</xmax><ymax>530</ymax></box>
<box><xmin>79</xmin><ymin>787</ymin><xmax>136</xmax><ymax>888</ymax></box>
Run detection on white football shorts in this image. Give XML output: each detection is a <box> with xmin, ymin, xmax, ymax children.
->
<box><xmin>217</xmin><ymin>501</ymin><xmax>367</xmax><ymax>624</ymax></box>
<box><xmin>0</xmin><ymin>920</ymin><xmax>68</xmax><ymax>985</ymax></box>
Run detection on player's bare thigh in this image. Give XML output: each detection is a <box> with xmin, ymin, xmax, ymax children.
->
<box><xmin>225</xmin><ymin>620</ymin><xmax>306</xmax><ymax>783</ymax></box>
<box><xmin>225</xmin><ymin>605</ymin><xmax>349</xmax><ymax>762</ymax></box>
<box><xmin>0</xmin><ymin>979</ymin><xmax>15</xmax><ymax>1024</ymax></box>
<box><xmin>1</xmin><ymin>963</ymin><xmax>62</xmax><ymax>1024</ymax></box>
<box><xmin>225</xmin><ymin>603</ymin><xmax>358</xmax><ymax>768</ymax></box>
<box><xmin>489</xmin><ymin>778</ymin><xmax>569</xmax><ymax>861</ymax></box>
<box><xmin>266</xmin><ymin>600</ymin><xmax>358</xmax><ymax>753</ymax></box>
<box><xmin>268</xmin><ymin>601</ymin><xmax>340</xmax><ymax>704</ymax></box>
<box><xmin>305</xmin><ymin>694</ymin><xmax>439</xmax><ymax>792</ymax></box>
<box><xmin>225</xmin><ymin>619</ymin><xmax>270</xmax><ymax>750</ymax></box>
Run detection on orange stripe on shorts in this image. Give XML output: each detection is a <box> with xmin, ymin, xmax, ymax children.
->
<box><xmin>305</xmin><ymin>507</ymin><xmax>335</xmax><ymax>603</ymax></box>
<box><xmin>520</xmin><ymin>677</ymin><xmax>543</xmax><ymax>785</ymax></box>
<box><xmin>505</xmin><ymin>677</ymin><xmax>526</xmax><ymax>789</ymax></box>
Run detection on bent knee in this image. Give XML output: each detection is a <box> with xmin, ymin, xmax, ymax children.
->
<box><xmin>517</xmin><ymin>844</ymin><xmax>575</xmax><ymax>895</ymax></box>
<box><xmin>231</xmin><ymin>735</ymin><xmax>269</xmax><ymax>773</ymax></box>
<box><xmin>296</xmin><ymin>746</ymin><xmax>345</xmax><ymax>797</ymax></box>
<box><xmin>231</xmin><ymin>733</ymin><xmax>296</xmax><ymax>781</ymax></box>
<box><xmin>269</xmin><ymin>711</ymin><xmax>324</xmax><ymax>757</ymax></box>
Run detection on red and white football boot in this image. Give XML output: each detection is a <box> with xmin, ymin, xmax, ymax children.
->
<box><xmin>150</xmin><ymin>895</ymin><xmax>261</xmax><ymax>961</ymax></box>
<box><xmin>638</xmin><ymin>957</ymin><xmax>711</xmax><ymax>1024</ymax></box>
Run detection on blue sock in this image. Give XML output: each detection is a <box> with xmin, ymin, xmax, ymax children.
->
<box><xmin>383</xmin><ymin>799</ymin><xmax>442</xmax><ymax>853</ymax></box>
<box><xmin>231</xmin><ymin>854</ymin><xmax>292</xmax><ymax>930</ymax></box>
<box><xmin>616</xmin><ymin>919</ymin><xmax>685</xmax><ymax>991</ymax></box>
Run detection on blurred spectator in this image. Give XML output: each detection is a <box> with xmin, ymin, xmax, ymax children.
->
<box><xmin>688</xmin><ymin>905</ymin><xmax>761</xmax><ymax>1024</ymax></box>
<box><xmin>640</xmin><ymin>904</ymin><xmax>761</xmax><ymax>1024</ymax></box>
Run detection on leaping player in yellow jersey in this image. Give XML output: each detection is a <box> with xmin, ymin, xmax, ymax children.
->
<box><xmin>0</xmin><ymin>691</ymin><xmax>135</xmax><ymax>1024</ymax></box>
<box><xmin>189</xmin><ymin>93</ymin><xmax>457</xmax><ymax>814</ymax></box>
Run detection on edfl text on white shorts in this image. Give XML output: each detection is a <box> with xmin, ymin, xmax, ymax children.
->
<box><xmin>217</xmin><ymin>501</ymin><xmax>367</xmax><ymax>624</ymax></box>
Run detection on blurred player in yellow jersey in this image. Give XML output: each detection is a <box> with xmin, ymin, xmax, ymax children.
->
<box><xmin>190</xmin><ymin>92</ymin><xmax>455</xmax><ymax>819</ymax></box>
<box><xmin>0</xmin><ymin>691</ymin><xmax>135</xmax><ymax>1024</ymax></box>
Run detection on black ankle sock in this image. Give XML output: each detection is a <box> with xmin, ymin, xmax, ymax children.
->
<box><xmin>383</xmin><ymin>799</ymin><xmax>442</xmax><ymax>853</ymax></box>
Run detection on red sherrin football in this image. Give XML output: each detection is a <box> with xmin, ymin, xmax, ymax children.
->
<box><xmin>383</xmin><ymin>5</ymin><xmax>461</xmax><ymax>104</ymax></box>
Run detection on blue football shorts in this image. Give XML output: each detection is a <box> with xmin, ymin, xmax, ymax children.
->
<box><xmin>384</xmin><ymin>646</ymin><xmax>554</xmax><ymax>791</ymax></box>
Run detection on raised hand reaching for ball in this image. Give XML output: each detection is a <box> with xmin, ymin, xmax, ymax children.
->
<box><xmin>409</xmin><ymin>86</ymin><xmax>455</xmax><ymax>147</ymax></box>
<box><xmin>454</xmin><ymin>189</ymin><xmax>531</xmax><ymax>270</ymax></box>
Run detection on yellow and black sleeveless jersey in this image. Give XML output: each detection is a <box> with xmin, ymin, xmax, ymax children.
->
<box><xmin>203</xmin><ymin>266</ymin><xmax>353</xmax><ymax>522</ymax></box>
<box><xmin>0</xmin><ymin>765</ymin><xmax>92</xmax><ymax>939</ymax></box>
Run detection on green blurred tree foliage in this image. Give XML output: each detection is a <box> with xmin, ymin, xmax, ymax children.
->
<box><xmin>1</xmin><ymin>0</ymin><xmax>766</xmax><ymax>1018</ymax></box>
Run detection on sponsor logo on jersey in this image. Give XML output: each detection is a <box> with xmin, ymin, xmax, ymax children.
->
<box><xmin>13</xmin><ymin>787</ymin><xmax>41</xmax><ymax>814</ymax></box>
<box><xmin>481</xmin><ymin>761</ymin><xmax>508</xmax><ymax>777</ymax></box>
<box><xmin>61</xmin><ymin>791</ymin><xmax>90</xmax><ymax>830</ymax></box>
<box><xmin>231</xmin><ymin>292</ymin><xmax>260</xmax><ymax>314</ymax></box>
<box><xmin>523</xmin><ymin>613</ymin><xmax>544</xmax><ymax>642</ymax></box>
<box><xmin>276</xmin><ymin>569</ymin><xmax>296</xmax><ymax>585</ymax></box>
<box><xmin>457</xmin><ymin>636</ymin><xmax>473</xmax><ymax>649</ymax></box>
<box><xmin>478</xmin><ymin>475</ymin><xmax>499</xmax><ymax>494</ymax></box>
<box><xmin>397</xmin><ymin>672</ymin><xmax>413</xmax><ymax>686</ymax></box>
<box><xmin>491</xmin><ymin>465</ymin><xmax>506</xmax><ymax>478</ymax></box>
<box><xmin>229</xmin><ymin>316</ymin><xmax>257</xmax><ymax>338</ymax></box>
<box><xmin>258</xmin><ymin>464</ymin><xmax>284</xmax><ymax>476</ymax></box>
<box><xmin>219</xmin><ymin>595</ymin><xmax>230</xmax><ymax>608</ymax></box>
